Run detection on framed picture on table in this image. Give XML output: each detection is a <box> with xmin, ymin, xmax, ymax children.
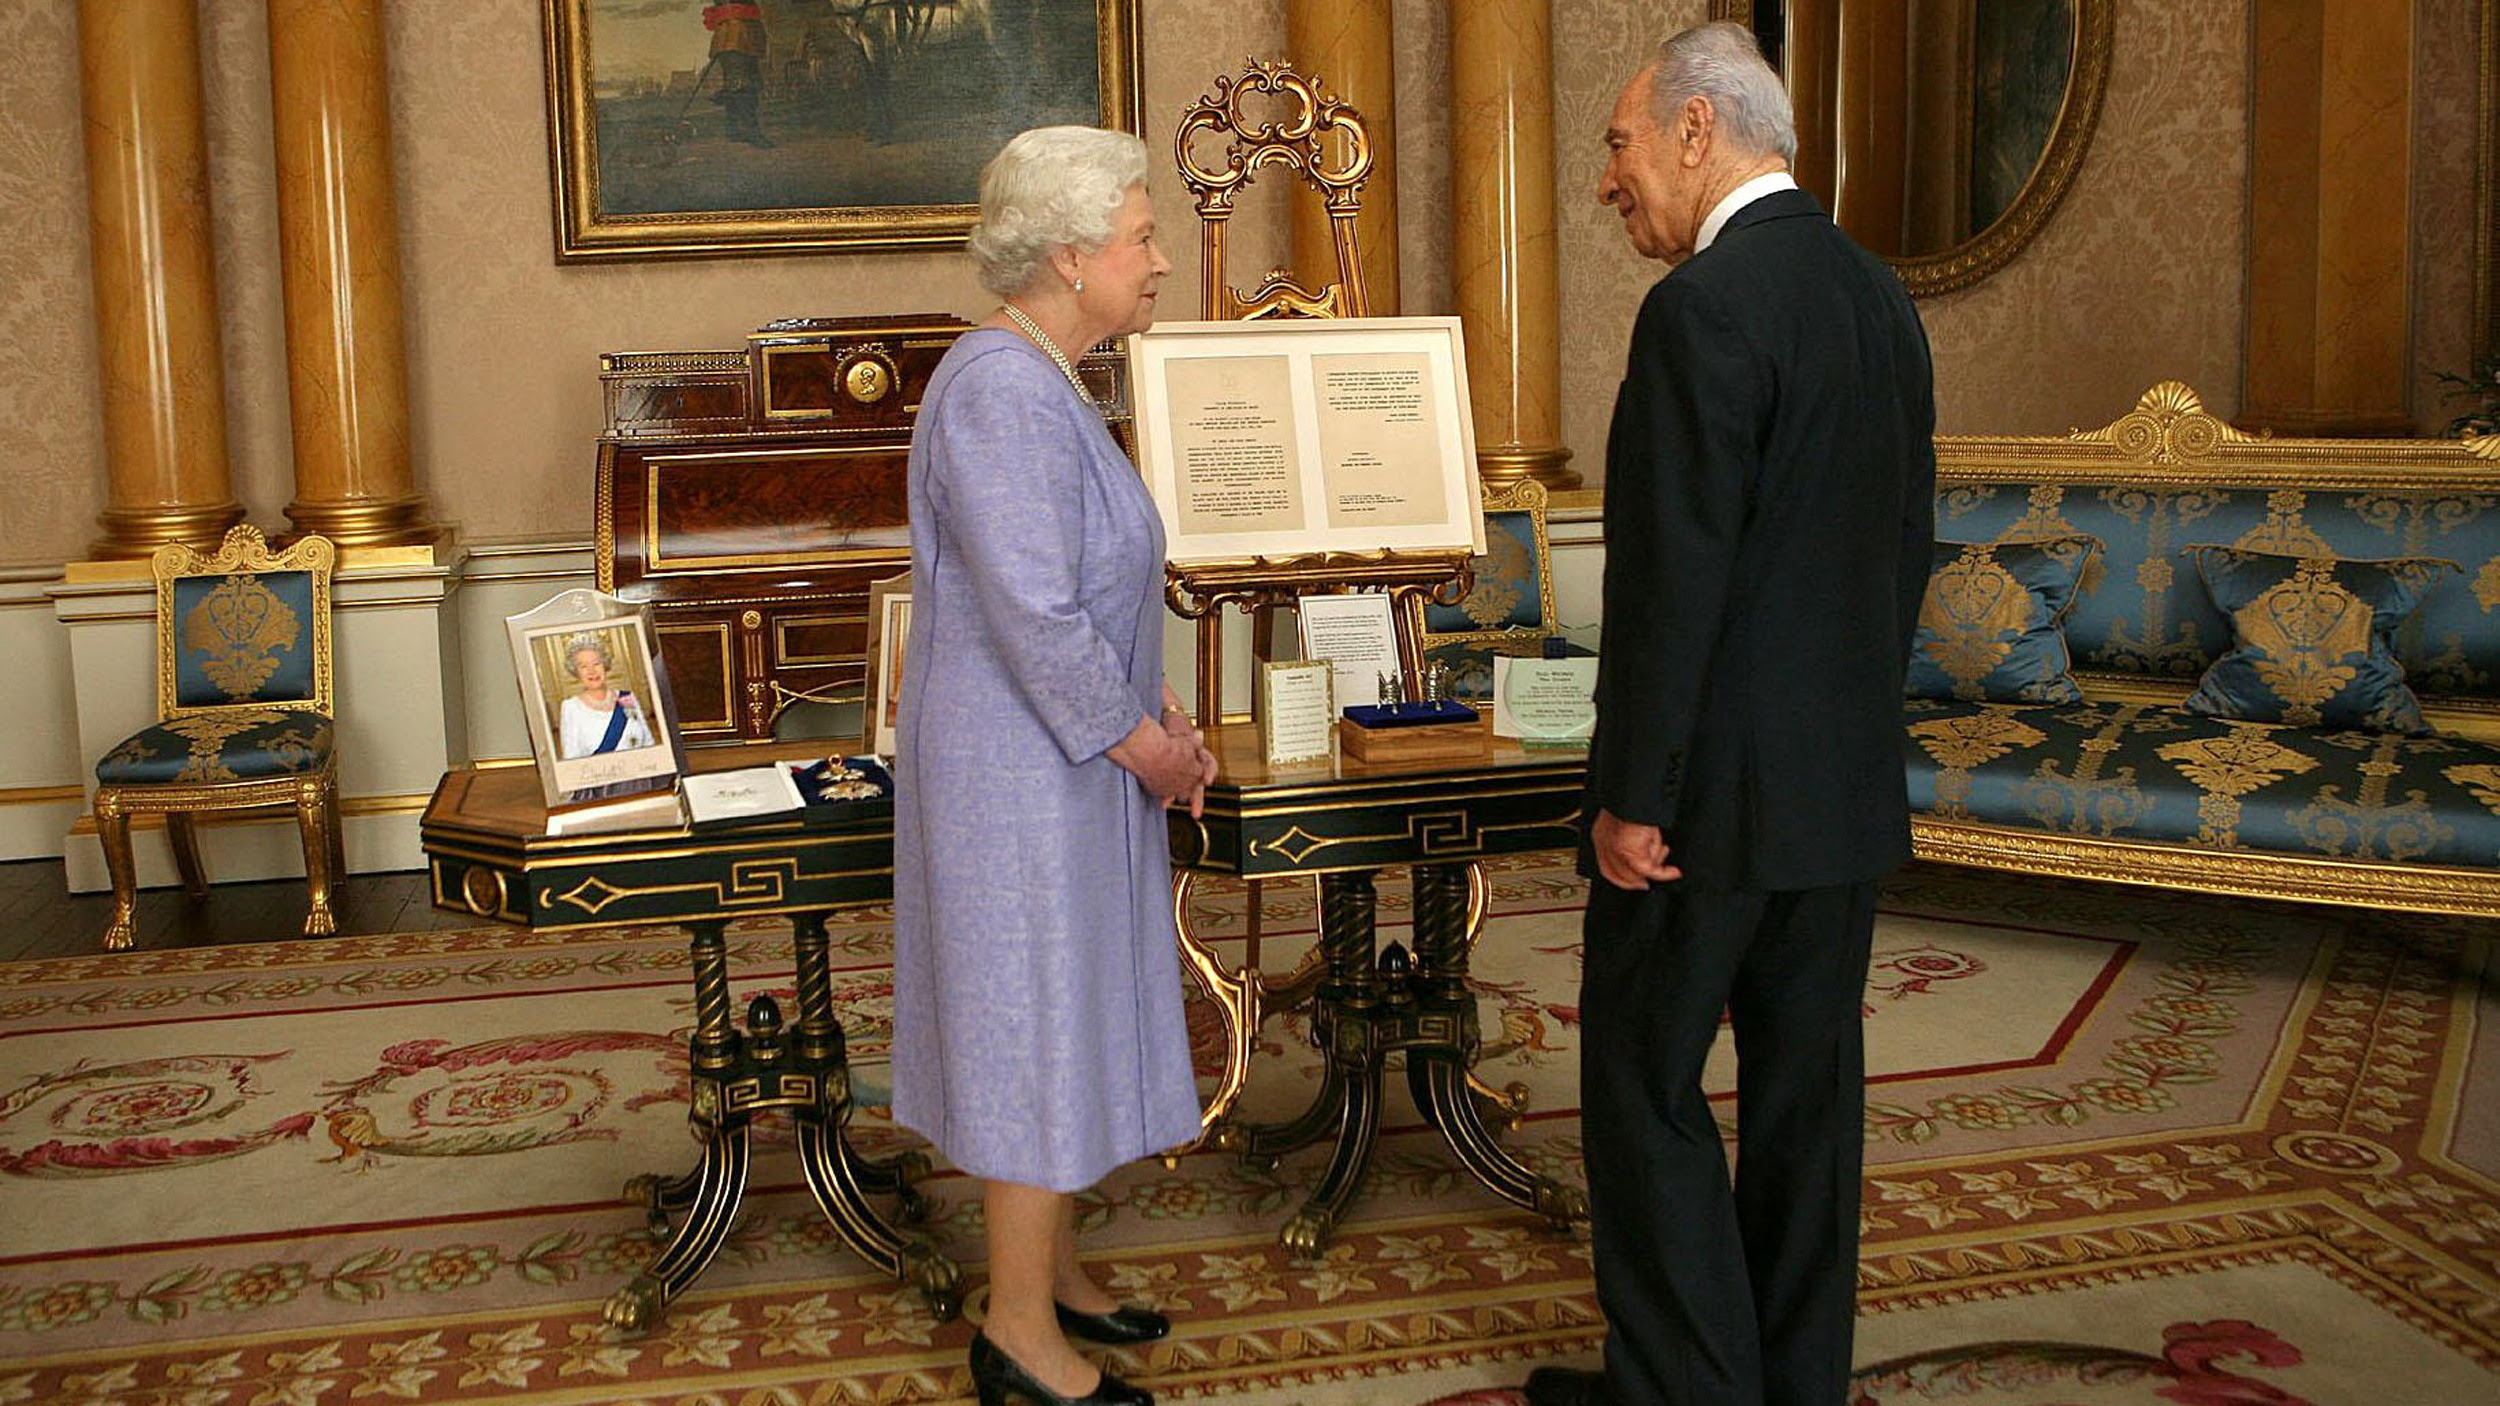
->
<box><xmin>863</xmin><ymin>571</ymin><xmax>913</xmax><ymax>759</ymax></box>
<box><xmin>506</xmin><ymin>590</ymin><xmax>687</xmax><ymax>812</ymax></box>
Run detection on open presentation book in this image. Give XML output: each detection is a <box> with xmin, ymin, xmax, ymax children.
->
<box><xmin>1127</xmin><ymin>317</ymin><xmax>1487</xmax><ymax>565</ymax></box>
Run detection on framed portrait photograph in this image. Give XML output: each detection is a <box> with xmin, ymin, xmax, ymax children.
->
<box><xmin>863</xmin><ymin>571</ymin><xmax>913</xmax><ymax>758</ymax></box>
<box><xmin>507</xmin><ymin>590</ymin><xmax>687</xmax><ymax>811</ymax></box>
<box><xmin>1127</xmin><ymin>317</ymin><xmax>1487</xmax><ymax>564</ymax></box>
<box><xmin>543</xmin><ymin>0</ymin><xmax>1141</xmax><ymax>261</ymax></box>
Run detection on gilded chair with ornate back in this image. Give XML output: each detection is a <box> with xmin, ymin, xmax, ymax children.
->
<box><xmin>91</xmin><ymin>526</ymin><xmax>342</xmax><ymax>950</ymax></box>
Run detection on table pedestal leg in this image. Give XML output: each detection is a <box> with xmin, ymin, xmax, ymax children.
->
<box><xmin>605</xmin><ymin>914</ymin><xmax>959</xmax><ymax>1333</ymax></box>
<box><xmin>1238</xmin><ymin>863</ymin><xmax>1588</xmax><ymax>1258</ymax></box>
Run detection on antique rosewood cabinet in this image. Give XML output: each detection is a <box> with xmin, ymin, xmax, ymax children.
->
<box><xmin>595</xmin><ymin>314</ymin><xmax>1129</xmax><ymax>745</ymax></box>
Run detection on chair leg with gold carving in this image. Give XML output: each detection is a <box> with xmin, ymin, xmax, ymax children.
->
<box><xmin>166</xmin><ymin>813</ymin><xmax>210</xmax><ymax>899</ymax></box>
<box><xmin>295</xmin><ymin>778</ymin><xmax>338</xmax><ymax>938</ymax></box>
<box><xmin>94</xmin><ymin>790</ymin><xmax>140</xmax><ymax>951</ymax></box>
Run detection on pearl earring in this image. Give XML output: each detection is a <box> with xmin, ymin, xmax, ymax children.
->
<box><xmin>1074</xmin><ymin>276</ymin><xmax>1086</xmax><ymax>293</ymax></box>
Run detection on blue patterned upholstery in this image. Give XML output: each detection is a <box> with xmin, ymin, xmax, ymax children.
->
<box><xmin>1908</xmin><ymin>536</ymin><xmax>2100</xmax><ymax>704</ymax></box>
<box><xmin>2182</xmin><ymin>547</ymin><xmax>2455</xmax><ymax>734</ymax></box>
<box><xmin>96</xmin><ymin>711</ymin><xmax>334</xmax><ymax>787</ymax></box>
<box><xmin>170</xmin><ymin>571</ymin><xmax>319</xmax><ymax>709</ymax></box>
<box><xmin>1932</xmin><ymin>484</ymin><xmax>2500</xmax><ymax>702</ymax></box>
<box><xmin>1904</xmin><ymin>697</ymin><xmax>2500</xmax><ymax>868</ymax></box>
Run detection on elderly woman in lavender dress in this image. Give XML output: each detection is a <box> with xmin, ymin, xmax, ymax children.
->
<box><xmin>889</xmin><ymin>126</ymin><xmax>1214</xmax><ymax>1406</ymax></box>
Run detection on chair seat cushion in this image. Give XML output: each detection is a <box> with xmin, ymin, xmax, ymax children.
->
<box><xmin>97</xmin><ymin>710</ymin><xmax>334</xmax><ymax>787</ymax></box>
<box><xmin>1904</xmin><ymin>697</ymin><xmax>2500</xmax><ymax>869</ymax></box>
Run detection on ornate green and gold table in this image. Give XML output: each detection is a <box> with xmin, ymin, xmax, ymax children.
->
<box><xmin>419</xmin><ymin>754</ymin><xmax>961</xmax><ymax>1332</ymax></box>
<box><xmin>1169</xmin><ymin>722</ymin><xmax>1593</xmax><ymax>1257</ymax></box>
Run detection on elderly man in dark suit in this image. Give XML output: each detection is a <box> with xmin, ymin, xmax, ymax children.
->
<box><xmin>1527</xmin><ymin>22</ymin><xmax>1936</xmax><ymax>1406</ymax></box>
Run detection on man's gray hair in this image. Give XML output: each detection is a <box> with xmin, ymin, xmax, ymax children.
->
<box><xmin>1655</xmin><ymin>21</ymin><xmax>1797</xmax><ymax>165</ymax></box>
<box><xmin>966</xmin><ymin>126</ymin><xmax>1149</xmax><ymax>298</ymax></box>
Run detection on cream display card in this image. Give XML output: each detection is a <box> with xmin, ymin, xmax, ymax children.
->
<box><xmin>1296</xmin><ymin>593</ymin><xmax>1401</xmax><ymax>713</ymax></box>
<box><xmin>1492</xmin><ymin>655</ymin><xmax>1598</xmax><ymax>744</ymax></box>
<box><xmin>1129</xmin><ymin>317</ymin><xmax>1486</xmax><ymax>564</ymax></box>
<box><xmin>1258</xmin><ymin>660</ymin><xmax>1336</xmax><ymax>766</ymax></box>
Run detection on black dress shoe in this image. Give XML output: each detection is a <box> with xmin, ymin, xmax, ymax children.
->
<box><xmin>1523</xmin><ymin>1365</ymin><xmax>1612</xmax><ymax>1406</ymax></box>
<box><xmin>968</xmin><ymin>1331</ymin><xmax>1153</xmax><ymax>1406</ymax></box>
<box><xmin>1054</xmin><ymin>1301</ymin><xmax>1172</xmax><ymax>1345</ymax></box>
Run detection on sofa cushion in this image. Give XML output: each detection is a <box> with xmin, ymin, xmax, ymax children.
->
<box><xmin>1908</xmin><ymin>536</ymin><xmax>2099</xmax><ymax>704</ymax></box>
<box><xmin>1903</xmin><ymin>698</ymin><xmax>2500</xmax><ymax>868</ymax></box>
<box><xmin>1932</xmin><ymin>483</ymin><xmax>2500</xmax><ymax>705</ymax></box>
<box><xmin>97</xmin><ymin>710</ymin><xmax>334</xmax><ymax>787</ymax></box>
<box><xmin>2181</xmin><ymin>547</ymin><xmax>2455</xmax><ymax>734</ymax></box>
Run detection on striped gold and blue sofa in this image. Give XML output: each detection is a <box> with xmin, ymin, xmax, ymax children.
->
<box><xmin>1905</xmin><ymin>382</ymin><xmax>2500</xmax><ymax>919</ymax></box>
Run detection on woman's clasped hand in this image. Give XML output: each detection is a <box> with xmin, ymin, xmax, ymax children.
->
<box><xmin>1109</xmin><ymin>714</ymin><xmax>1217</xmax><ymax>816</ymax></box>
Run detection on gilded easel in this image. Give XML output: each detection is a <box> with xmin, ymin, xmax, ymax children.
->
<box><xmin>1164</xmin><ymin>59</ymin><xmax>1475</xmax><ymax>728</ymax></box>
<box><xmin>1161</xmin><ymin>63</ymin><xmax>1528</xmax><ymax>1164</ymax></box>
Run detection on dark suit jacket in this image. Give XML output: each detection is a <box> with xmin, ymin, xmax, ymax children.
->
<box><xmin>1584</xmin><ymin>187</ymin><xmax>1936</xmax><ymax>891</ymax></box>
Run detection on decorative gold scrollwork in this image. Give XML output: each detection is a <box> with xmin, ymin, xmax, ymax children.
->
<box><xmin>1174</xmin><ymin>60</ymin><xmax>1372</xmax><ymax>212</ymax></box>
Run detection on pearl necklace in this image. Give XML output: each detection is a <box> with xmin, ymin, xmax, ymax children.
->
<box><xmin>1000</xmin><ymin>303</ymin><xmax>1096</xmax><ymax>407</ymax></box>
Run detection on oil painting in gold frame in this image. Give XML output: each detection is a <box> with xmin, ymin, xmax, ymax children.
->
<box><xmin>543</xmin><ymin>0</ymin><xmax>1142</xmax><ymax>262</ymax></box>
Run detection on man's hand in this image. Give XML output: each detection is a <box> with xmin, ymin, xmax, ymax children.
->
<box><xmin>1591</xmin><ymin>808</ymin><xmax>1682</xmax><ymax>890</ymax></box>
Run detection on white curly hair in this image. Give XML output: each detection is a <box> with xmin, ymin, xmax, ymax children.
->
<box><xmin>560</xmin><ymin>633</ymin><xmax>614</xmax><ymax>680</ymax></box>
<box><xmin>966</xmin><ymin>126</ymin><xmax>1150</xmax><ymax>298</ymax></box>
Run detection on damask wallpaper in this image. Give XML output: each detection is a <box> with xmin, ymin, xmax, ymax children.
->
<box><xmin>0</xmin><ymin>0</ymin><xmax>2480</xmax><ymax>567</ymax></box>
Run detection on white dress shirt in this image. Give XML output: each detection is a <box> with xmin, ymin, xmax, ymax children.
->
<box><xmin>1694</xmin><ymin>171</ymin><xmax>1800</xmax><ymax>255</ymax></box>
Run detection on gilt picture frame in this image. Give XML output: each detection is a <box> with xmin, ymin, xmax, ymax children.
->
<box><xmin>543</xmin><ymin>0</ymin><xmax>1142</xmax><ymax>262</ymax></box>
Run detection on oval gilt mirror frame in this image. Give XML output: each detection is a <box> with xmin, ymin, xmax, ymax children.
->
<box><xmin>1704</xmin><ymin>0</ymin><xmax>2113</xmax><ymax>296</ymax></box>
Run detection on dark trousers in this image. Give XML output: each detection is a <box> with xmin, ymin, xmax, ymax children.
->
<box><xmin>1578</xmin><ymin>879</ymin><xmax>1879</xmax><ymax>1406</ymax></box>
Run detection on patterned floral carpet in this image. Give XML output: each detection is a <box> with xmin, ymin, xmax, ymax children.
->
<box><xmin>0</xmin><ymin>856</ymin><xmax>2493</xmax><ymax>1404</ymax></box>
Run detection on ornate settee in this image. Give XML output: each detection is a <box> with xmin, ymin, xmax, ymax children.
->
<box><xmin>1903</xmin><ymin>383</ymin><xmax>2500</xmax><ymax>918</ymax></box>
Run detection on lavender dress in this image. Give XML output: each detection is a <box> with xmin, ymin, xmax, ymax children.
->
<box><xmin>888</xmin><ymin>330</ymin><xmax>1202</xmax><ymax>1192</ymax></box>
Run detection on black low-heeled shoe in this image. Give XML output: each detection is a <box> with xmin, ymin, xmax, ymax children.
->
<box><xmin>968</xmin><ymin>1331</ymin><xmax>1153</xmax><ymax>1406</ymax></box>
<box><xmin>1054</xmin><ymin>1301</ymin><xmax>1172</xmax><ymax>1345</ymax></box>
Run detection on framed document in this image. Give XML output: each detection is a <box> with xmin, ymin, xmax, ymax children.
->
<box><xmin>1296</xmin><ymin>593</ymin><xmax>1402</xmax><ymax>712</ymax></box>
<box><xmin>864</xmin><ymin>572</ymin><xmax>913</xmax><ymax>759</ymax></box>
<box><xmin>506</xmin><ymin>589</ymin><xmax>687</xmax><ymax>811</ymax></box>
<box><xmin>1258</xmin><ymin>660</ymin><xmax>1336</xmax><ymax>766</ymax></box>
<box><xmin>1492</xmin><ymin>655</ymin><xmax>1598</xmax><ymax>745</ymax></box>
<box><xmin>1127</xmin><ymin>317</ymin><xmax>1486</xmax><ymax>564</ymax></box>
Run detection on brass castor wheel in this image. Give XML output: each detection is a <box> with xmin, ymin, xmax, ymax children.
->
<box><xmin>907</xmin><ymin>1244</ymin><xmax>965</xmax><ymax>1321</ymax></box>
<box><xmin>1535</xmin><ymin>1181</ymin><xmax>1591</xmax><ymax>1231</ymax></box>
<box><xmin>623</xmin><ymin>1173</ymin><xmax>673</xmax><ymax>1234</ymax></box>
<box><xmin>603</xmin><ymin>1274</ymin><xmax>664</xmax><ymax>1335</ymax></box>
<box><xmin>1279</xmin><ymin>1209</ymin><xmax>1335</xmax><ymax>1260</ymax></box>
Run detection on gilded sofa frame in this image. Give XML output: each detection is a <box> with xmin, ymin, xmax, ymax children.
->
<box><xmin>92</xmin><ymin>527</ymin><xmax>343</xmax><ymax>950</ymax></box>
<box><xmin>1918</xmin><ymin>382</ymin><xmax>2500</xmax><ymax>918</ymax></box>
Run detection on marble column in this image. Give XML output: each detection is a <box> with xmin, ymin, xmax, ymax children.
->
<box><xmin>78</xmin><ymin>0</ymin><xmax>244</xmax><ymax>561</ymax></box>
<box><xmin>267</xmin><ymin>0</ymin><xmax>438</xmax><ymax>549</ymax></box>
<box><xmin>1287</xmin><ymin>0</ymin><xmax>1398</xmax><ymax>315</ymax></box>
<box><xmin>1449</xmin><ymin>0</ymin><xmax>1578</xmax><ymax>490</ymax></box>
